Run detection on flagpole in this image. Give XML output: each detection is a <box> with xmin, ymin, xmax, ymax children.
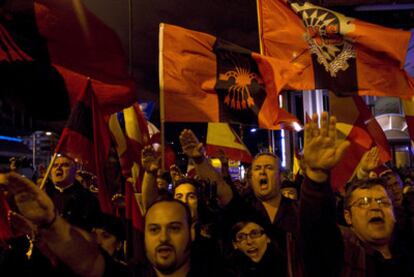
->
<box><xmin>39</xmin><ymin>152</ymin><xmax>58</xmax><ymax>190</ymax></box>
<box><xmin>128</xmin><ymin>0</ymin><xmax>133</xmax><ymax>75</ymax></box>
<box><xmin>159</xmin><ymin>23</ymin><xmax>166</xmax><ymax>170</ymax></box>
<box><xmin>257</xmin><ymin>0</ymin><xmax>274</xmax><ymax>154</ymax></box>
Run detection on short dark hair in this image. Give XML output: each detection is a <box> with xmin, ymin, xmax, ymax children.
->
<box><xmin>231</xmin><ymin>220</ymin><xmax>267</xmax><ymax>242</ymax></box>
<box><xmin>344</xmin><ymin>178</ymin><xmax>390</xmax><ymax>209</ymax></box>
<box><xmin>145</xmin><ymin>198</ymin><xmax>192</xmax><ymax>228</ymax></box>
<box><xmin>174</xmin><ymin>178</ymin><xmax>200</xmax><ymax>194</ymax></box>
<box><xmin>94</xmin><ymin>213</ymin><xmax>125</xmax><ymax>241</ymax></box>
<box><xmin>252</xmin><ymin>152</ymin><xmax>281</xmax><ymax>166</ymax></box>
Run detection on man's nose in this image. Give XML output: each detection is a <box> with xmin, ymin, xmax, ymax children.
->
<box><xmin>159</xmin><ymin>228</ymin><xmax>170</xmax><ymax>242</ymax></box>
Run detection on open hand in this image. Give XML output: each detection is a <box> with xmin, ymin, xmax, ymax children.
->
<box><xmin>141</xmin><ymin>145</ymin><xmax>161</xmax><ymax>173</ymax></box>
<box><xmin>0</xmin><ymin>172</ymin><xmax>55</xmax><ymax>227</ymax></box>
<box><xmin>359</xmin><ymin>147</ymin><xmax>380</xmax><ymax>173</ymax></box>
<box><xmin>303</xmin><ymin>112</ymin><xmax>350</xmax><ymax>180</ymax></box>
<box><xmin>179</xmin><ymin>129</ymin><xmax>204</xmax><ymax>159</ymax></box>
<box><xmin>169</xmin><ymin>164</ymin><xmax>183</xmax><ymax>184</ymax></box>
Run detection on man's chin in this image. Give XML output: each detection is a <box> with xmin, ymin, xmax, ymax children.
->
<box><xmin>155</xmin><ymin>261</ymin><xmax>177</xmax><ymax>275</ymax></box>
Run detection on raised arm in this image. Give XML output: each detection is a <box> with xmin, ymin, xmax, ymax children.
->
<box><xmin>303</xmin><ymin>112</ymin><xmax>350</xmax><ymax>182</ymax></box>
<box><xmin>351</xmin><ymin>146</ymin><xmax>380</xmax><ymax>181</ymax></box>
<box><xmin>170</xmin><ymin>164</ymin><xmax>184</xmax><ymax>186</ymax></box>
<box><xmin>179</xmin><ymin>129</ymin><xmax>233</xmax><ymax>206</ymax></box>
<box><xmin>0</xmin><ymin>172</ymin><xmax>105</xmax><ymax>277</ymax></box>
<box><xmin>141</xmin><ymin>145</ymin><xmax>161</xmax><ymax>214</ymax></box>
<box><xmin>300</xmin><ymin>112</ymin><xmax>350</xmax><ymax>277</ymax></box>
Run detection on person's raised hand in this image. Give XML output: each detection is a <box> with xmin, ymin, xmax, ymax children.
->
<box><xmin>179</xmin><ymin>129</ymin><xmax>204</xmax><ymax>161</ymax></box>
<box><xmin>169</xmin><ymin>164</ymin><xmax>183</xmax><ymax>184</ymax></box>
<box><xmin>0</xmin><ymin>172</ymin><xmax>55</xmax><ymax>228</ymax></box>
<box><xmin>141</xmin><ymin>145</ymin><xmax>161</xmax><ymax>174</ymax></box>
<box><xmin>303</xmin><ymin>112</ymin><xmax>350</xmax><ymax>182</ymax></box>
<box><xmin>8</xmin><ymin>211</ymin><xmax>37</xmax><ymax>237</ymax></box>
<box><xmin>359</xmin><ymin>147</ymin><xmax>380</xmax><ymax>173</ymax></box>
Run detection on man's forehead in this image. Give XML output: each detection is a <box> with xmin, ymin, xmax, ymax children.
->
<box><xmin>352</xmin><ymin>185</ymin><xmax>388</xmax><ymax>198</ymax></box>
<box><xmin>55</xmin><ymin>156</ymin><xmax>75</xmax><ymax>164</ymax></box>
<box><xmin>145</xmin><ymin>202</ymin><xmax>187</xmax><ymax>225</ymax></box>
<box><xmin>175</xmin><ymin>183</ymin><xmax>196</xmax><ymax>193</ymax></box>
<box><xmin>253</xmin><ymin>154</ymin><xmax>278</xmax><ymax>165</ymax></box>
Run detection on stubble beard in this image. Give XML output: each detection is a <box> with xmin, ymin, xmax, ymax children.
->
<box><xmin>153</xmin><ymin>240</ymin><xmax>192</xmax><ymax>275</ymax></box>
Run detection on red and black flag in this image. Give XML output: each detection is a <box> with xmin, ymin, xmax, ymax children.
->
<box><xmin>55</xmin><ymin>80</ymin><xmax>112</xmax><ymax>213</ymax></box>
<box><xmin>35</xmin><ymin>0</ymin><xmax>136</xmax><ymax>115</ymax></box>
<box><xmin>257</xmin><ymin>0</ymin><xmax>414</xmax><ymax>98</ymax></box>
<box><xmin>0</xmin><ymin>0</ymin><xmax>69</xmax><ymax>120</ymax></box>
<box><xmin>0</xmin><ymin>0</ymin><xmax>135</xmax><ymax>120</ymax></box>
<box><xmin>159</xmin><ymin>23</ymin><xmax>302</xmax><ymax>130</ymax></box>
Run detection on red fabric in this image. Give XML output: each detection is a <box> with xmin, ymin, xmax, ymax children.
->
<box><xmin>35</xmin><ymin>0</ymin><xmax>135</xmax><ymax>115</ymax></box>
<box><xmin>55</xmin><ymin>81</ymin><xmax>112</xmax><ymax>213</ymax></box>
<box><xmin>406</xmin><ymin>115</ymin><xmax>414</xmax><ymax>142</ymax></box>
<box><xmin>330</xmin><ymin>95</ymin><xmax>391</xmax><ymax>192</ymax></box>
<box><xmin>0</xmin><ymin>194</ymin><xmax>12</xmax><ymax>244</ymax></box>
<box><xmin>109</xmin><ymin>103</ymin><xmax>151</xmax><ymax>231</ymax></box>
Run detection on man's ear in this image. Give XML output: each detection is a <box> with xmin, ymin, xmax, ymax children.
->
<box><xmin>344</xmin><ymin>209</ymin><xmax>352</xmax><ymax>226</ymax></box>
<box><xmin>232</xmin><ymin>242</ymin><xmax>238</xmax><ymax>250</ymax></box>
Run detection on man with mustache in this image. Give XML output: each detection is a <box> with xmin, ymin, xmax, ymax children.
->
<box><xmin>144</xmin><ymin>200</ymin><xmax>192</xmax><ymax>276</ymax></box>
<box><xmin>300</xmin><ymin>112</ymin><xmax>414</xmax><ymax>276</ymax></box>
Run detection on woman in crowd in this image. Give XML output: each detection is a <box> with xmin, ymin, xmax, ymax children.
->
<box><xmin>226</xmin><ymin>220</ymin><xmax>286</xmax><ymax>276</ymax></box>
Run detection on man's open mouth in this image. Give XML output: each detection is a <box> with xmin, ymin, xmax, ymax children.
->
<box><xmin>157</xmin><ymin>245</ymin><xmax>174</xmax><ymax>257</ymax></box>
<box><xmin>260</xmin><ymin>179</ymin><xmax>267</xmax><ymax>185</ymax></box>
<box><xmin>369</xmin><ymin>216</ymin><xmax>385</xmax><ymax>224</ymax></box>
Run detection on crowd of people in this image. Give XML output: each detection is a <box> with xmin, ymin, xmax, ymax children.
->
<box><xmin>1</xmin><ymin>112</ymin><xmax>414</xmax><ymax>276</ymax></box>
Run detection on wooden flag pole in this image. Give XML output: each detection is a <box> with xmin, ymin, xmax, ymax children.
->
<box><xmin>39</xmin><ymin>152</ymin><xmax>58</xmax><ymax>190</ymax></box>
<box><xmin>159</xmin><ymin>23</ymin><xmax>166</xmax><ymax>170</ymax></box>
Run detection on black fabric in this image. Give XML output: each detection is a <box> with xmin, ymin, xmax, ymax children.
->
<box><xmin>0</xmin><ymin>1</ymin><xmax>70</xmax><ymax>120</ymax></box>
<box><xmin>103</xmin><ymin>236</ymin><xmax>226</xmax><ymax>277</ymax></box>
<box><xmin>222</xmin><ymin>194</ymin><xmax>303</xmax><ymax>276</ymax></box>
<box><xmin>225</xmin><ymin>242</ymin><xmax>286</xmax><ymax>277</ymax></box>
<box><xmin>300</xmin><ymin>177</ymin><xmax>414</xmax><ymax>277</ymax></box>
<box><xmin>45</xmin><ymin>180</ymin><xmax>101</xmax><ymax>231</ymax></box>
<box><xmin>213</xmin><ymin>38</ymin><xmax>266</xmax><ymax>125</ymax></box>
<box><xmin>65</xmin><ymin>101</ymin><xmax>93</xmax><ymax>142</ymax></box>
<box><xmin>0</xmin><ymin>236</ymin><xmax>80</xmax><ymax>277</ymax></box>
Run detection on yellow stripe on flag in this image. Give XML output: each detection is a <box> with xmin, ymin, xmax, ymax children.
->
<box><xmin>108</xmin><ymin>114</ymin><xmax>127</xmax><ymax>155</ymax></box>
<box><xmin>206</xmin><ymin>123</ymin><xmax>249</xmax><ymax>151</ymax></box>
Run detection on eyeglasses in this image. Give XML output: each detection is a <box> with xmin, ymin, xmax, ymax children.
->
<box><xmin>349</xmin><ymin>197</ymin><xmax>392</xmax><ymax>209</ymax></box>
<box><xmin>234</xmin><ymin>229</ymin><xmax>265</xmax><ymax>243</ymax></box>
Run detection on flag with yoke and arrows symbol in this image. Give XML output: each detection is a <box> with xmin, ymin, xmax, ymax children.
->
<box><xmin>257</xmin><ymin>0</ymin><xmax>414</xmax><ymax>97</ymax></box>
<box><xmin>159</xmin><ymin>23</ymin><xmax>303</xmax><ymax>130</ymax></box>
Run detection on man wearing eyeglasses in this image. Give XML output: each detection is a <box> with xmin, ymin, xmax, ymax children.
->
<box><xmin>300</xmin><ymin>112</ymin><xmax>414</xmax><ymax>277</ymax></box>
<box><xmin>343</xmin><ymin>178</ymin><xmax>396</xmax><ymax>260</ymax></box>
